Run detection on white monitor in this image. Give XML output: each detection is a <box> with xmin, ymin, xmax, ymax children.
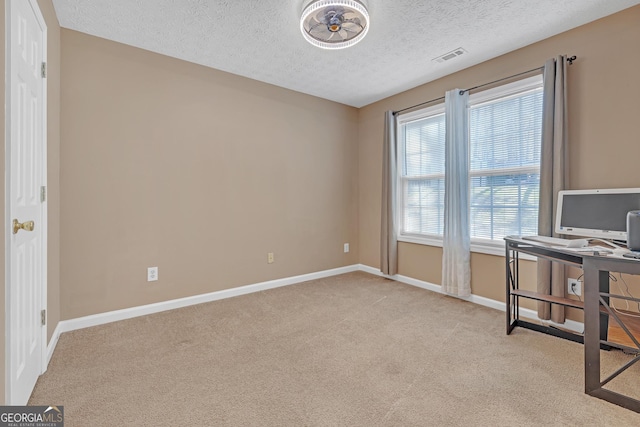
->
<box><xmin>555</xmin><ymin>188</ymin><xmax>640</xmax><ymax>241</ymax></box>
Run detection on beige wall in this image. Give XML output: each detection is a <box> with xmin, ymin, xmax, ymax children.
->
<box><xmin>1</xmin><ymin>0</ymin><xmax>61</xmax><ymax>404</ymax></box>
<box><xmin>358</xmin><ymin>6</ymin><xmax>640</xmax><ymax>302</ymax></box>
<box><xmin>60</xmin><ymin>30</ymin><xmax>359</xmax><ymax>319</ymax></box>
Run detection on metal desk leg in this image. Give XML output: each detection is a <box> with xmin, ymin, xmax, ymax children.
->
<box><xmin>583</xmin><ymin>261</ymin><xmax>607</xmax><ymax>393</ymax></box>
<box><xmin>583</xmin><ymin>259</ymin><xmax>640</xmax><ymax>412</ymax></box>
<box><xmin>506</xmin><ymin>243</ymin><xmax>512</xmax><ymax>335</ymax></box>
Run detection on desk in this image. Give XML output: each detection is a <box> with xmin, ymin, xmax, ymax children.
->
<box><xmin>505</xmin><ymin>237</ymin><xmax>640</xmax><ymax>412</ymax></box>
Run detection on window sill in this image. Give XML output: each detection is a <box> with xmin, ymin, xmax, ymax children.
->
<box><xmin>397</xmin><ymin>234</ymin><xmax>537</xmax><ymax>261</ymax></box>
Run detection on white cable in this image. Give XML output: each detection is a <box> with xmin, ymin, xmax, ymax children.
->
<box><xmin>611</xmin><ymin>273</ymin><xmax>640</xmax><ymax>318</ymax></box>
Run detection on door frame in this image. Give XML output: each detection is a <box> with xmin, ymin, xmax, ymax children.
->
<box><xmin>4</xmin><ymin>0</ymin><xmax>48</xmax><ymax>404</ymax></box>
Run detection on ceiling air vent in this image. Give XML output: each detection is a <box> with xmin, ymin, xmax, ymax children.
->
<box><xmin>433</xmin><ymin>47</ymin><xmax>467</xmax><ymax>63</ymax></box>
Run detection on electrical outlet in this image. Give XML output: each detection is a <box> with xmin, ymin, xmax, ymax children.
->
<box><xmin>568</xmin><ymin>278</ymin><xmax>581</xmax><ymax>296</ymax></box>
<box><xmin>344</xmin><ymin>243</ymin><xmax>350</xmax><ymax>253</ymax></box>
<box><xmin>267</xmin><ymin>252</ymin><xmax>274</xmax><ymax>264</ymax></box>
<box><xmin>147</xmin><ymin>267</ymin><xmax>158</xmax><ymax>282</ymax></box>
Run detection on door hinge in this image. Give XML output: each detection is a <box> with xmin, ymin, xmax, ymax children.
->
<box><xmin>41</xmin><ymin>309</ymin><xmax>46</xmax><ymax>326</ymax></box>
<box><xmin>41</xmin><ymin>62</ymin><xmax>47</xmax><ymax>78</ymax></box>
<box><xmin>41</xmin><ymin>186</ymin><xmax>47</xmax><ymax>203</ymax></box>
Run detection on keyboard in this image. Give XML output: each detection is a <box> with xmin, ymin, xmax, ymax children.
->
<box><xmin>521</xmin><ymin>235</ymin><xmax>588</xmax><ymax>248</ymax></box>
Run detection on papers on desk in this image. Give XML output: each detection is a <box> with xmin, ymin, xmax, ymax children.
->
<box><xmin>568</xmin><ymin>245</ymin><xmax>614</xmax><ymax>255</ymax></box>
<box><xmin>568</xmin><ymin>246</ymin><xmax>638</xmax><ymax>259</ymax></box>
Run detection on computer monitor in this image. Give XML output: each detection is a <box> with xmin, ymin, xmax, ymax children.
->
<box><xmin>555</xmin><ymin>188</ymin><xmax>640</xmax><ymax>241</ymax></box>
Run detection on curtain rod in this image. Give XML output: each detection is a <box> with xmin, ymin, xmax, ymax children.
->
<box><xmin>393</xmin><ymin>55</ymin><xmax>577</xmax><ymax>116</ymax></box>
<box><xmin>393</xmin><ymin>95</ymin><xmax>445</xmax><ymax>116</ymax></box>
<box><xmin>458</xmin><ymin>66</ymin><xmax>544</xmax><ymax>95</ymax></box>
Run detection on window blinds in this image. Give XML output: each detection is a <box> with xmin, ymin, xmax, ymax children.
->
<box><xmin>402</xmin><ymin>113</ymin><xmax>446</xmax><ymax>236</ymax></box>
<box><xmin>469</xmin><ymin>89</ymin><xmax>543</xmax><ymax>239</ymax></box>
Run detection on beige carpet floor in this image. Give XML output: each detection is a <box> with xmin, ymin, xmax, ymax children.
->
<box><xmin>29</xmin><ymin>272</ymin><xmax>640</xmax><ymax>426</ymax></box>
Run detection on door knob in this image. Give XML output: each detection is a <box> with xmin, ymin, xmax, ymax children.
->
<box><xmin>13</xmin><ymin>219</ymin><xmax>35</xmax><ymax>234</ymax></box>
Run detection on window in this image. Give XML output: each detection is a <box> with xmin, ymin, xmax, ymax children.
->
<box><xmin>399</xmin><ymin>104</ymin><xmax>446</xmax><ymax>237</ymax></box>
<box><xmin>397</xmin><ymin>75</ymin><xmax>544</xmax><ymax>251</ymax></box>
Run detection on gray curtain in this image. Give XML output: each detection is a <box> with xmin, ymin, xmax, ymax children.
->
<box><xmin>381</xmin><ymin>111</ymin><xmax>398</xmax><ymax>275</ymax></box>
<box><xmin>537</xmin><ymin>55</ymin><xmax>568</xmax><ymax>323</ymax></box>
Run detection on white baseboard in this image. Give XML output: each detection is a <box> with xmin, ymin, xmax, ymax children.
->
<box><xmin>357</xmin><ymin>264</ymin><xmax>584</xmax><ymax>334</ymax></box>
<box><xmin>46</xmin><ymin>262</ymin><xmax>583</xmax><ymax>370</ymax></box>
<box><xmin>44</xmin><ymin>321</ymin><xmax>62</xmax><ymax>370</ymax></box>
<box><xmin>56</xmin><ymin>264</ymin><xmax>359</xmax><ymax>335</ymax></box>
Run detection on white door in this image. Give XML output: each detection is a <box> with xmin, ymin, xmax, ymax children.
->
<box><xmin>5</xmin><ymin>0</ymin><xmax>48</xmax><ymax>405</ymax></box>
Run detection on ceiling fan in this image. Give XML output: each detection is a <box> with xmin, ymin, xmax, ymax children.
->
<box><xmin>300</xmin><ymin>0</ymin><xmax>370</xmax><ymax>50</ymax></box>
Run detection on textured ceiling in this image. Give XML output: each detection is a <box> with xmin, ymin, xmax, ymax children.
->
<box><xmin>51</xmin><ymin>0</ymin><xmax>640</xmax><ymax>107</ymax></box>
